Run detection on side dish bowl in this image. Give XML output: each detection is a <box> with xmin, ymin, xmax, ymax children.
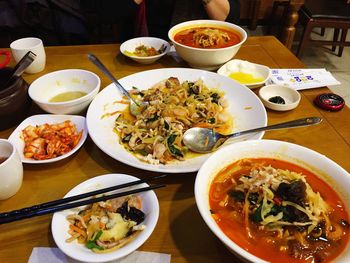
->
<box><xmin>120</xmin><ymin>37</ymin><xmax>170</xmax><ymax>64</ymax></box>
<box><xmin>217</xmin><ymin>59</ymin><xmax>271</xmax><ymax>89</ymax></box>
<box><xmin>195</xmin><ymin>139</ymin><xmax>350</xmax><ymax>263</ymax></box>
<box><xmin>28</xmin><ymin>69</ymin><xmax>100</xmax><ymax>114</ymax></box>
<box><xmin>52</xmin><ymin>173</ymin><xmax>160</xmax><ymax>263</ymax></box>
<box><xmin>168</xmin><ymin>20</ymin><xmax>247</xmax><ymax>70</ymax></box>
<box><xmin>259</xmin><ymin>84</ymin><xmax>301</xmax><ymax>111</ymax></box>
<box><xmin>7</xmin><ymin>114</ymin><xmax>87</xmax><ymax>164</ymax></box>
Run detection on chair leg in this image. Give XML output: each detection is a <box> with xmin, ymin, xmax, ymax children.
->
<box><xmin>320</xmin><ymin>27</ymin><xmax>325</xmax><ymax>36</ymax></box>
<box><xmin>338</xmin><ymin>28</ymin><xmax>348</xmax><ymax>57</ymax></box>
<box><xmin>297</xmin><ymin>21</ymin><xmax>313</xmax><ymax>58</ymax></box>
<box><xmin>332</xmin><ymin>28</ymin><xmax>340</xmax><ymax>52</ymax></box>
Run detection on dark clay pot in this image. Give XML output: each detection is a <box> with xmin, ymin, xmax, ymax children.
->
<box><xmin>0</xmin><ymin>68</ymin><xmax>32</xmax><ymax>130</ymax></box>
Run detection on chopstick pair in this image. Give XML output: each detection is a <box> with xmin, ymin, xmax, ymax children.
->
<box><xmin>0</xmin><ymin>174</ymin><xmax>166</xmax><ymax>225</ymax></box>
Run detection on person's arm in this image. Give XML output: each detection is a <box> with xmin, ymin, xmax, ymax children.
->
<box><xmin>202</xmin><ymin>0</ymin><xmax>230</xmax><ymax>21</ymax></box>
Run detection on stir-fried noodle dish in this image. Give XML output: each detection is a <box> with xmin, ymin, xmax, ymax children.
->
<box><xmin>66</xmin><ymin>195</ymin><xmax>145</xmax><ymax>253</ymax></box>
<box><xmin>114</xmin><ymin>77</ymin><xmax>231</xmax><ymax>164</ymax></box>
<box><xmin>210</xmin><ymin>158</ymin><xmax>349</xmax><ymax>262</ymax></box>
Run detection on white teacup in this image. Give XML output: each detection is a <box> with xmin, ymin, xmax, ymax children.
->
<box><xmin>10</xmin><ymin>37</ymin><xmax>46</xmax><ymax>74</ymax></box>
<box><xmin>0</xmin><ymin>139</ymin><xmax>23</xmax><ymax>200</ymax></box>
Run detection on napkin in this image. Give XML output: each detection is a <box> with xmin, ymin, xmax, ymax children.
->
<box><xmin>28</xmin><ymin>247</ymin><xmax>171</xmax><ymax>263</ymax></box>
<box><xmin>269</xmin><ymin>68</ymin><xmax>341</xmax><ymax>90</ymax></box>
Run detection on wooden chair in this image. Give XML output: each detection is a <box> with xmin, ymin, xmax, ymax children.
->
<box><xmin>297</xmin><ymin>0</ymin><xmax>350</xmax><ymax>58</ymax></box>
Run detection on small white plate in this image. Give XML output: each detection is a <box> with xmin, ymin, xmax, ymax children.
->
<box><xmin>120</xmin><ymin>37</ymin><xmax>170</xmax><ymax>64</ymax></box>
<box><xmin>217</xmin><ymin>59</ymin><xmax>271</xmax><ymax>89</ymax></box>
<box><xmin>8</xmin><ymin>114</ymin><xmax>87</xmax><ymax>164</ymax></box>
<box><xmin>51</xmin><ymin>173</ymin><xmax>159</xmax><ymax>263</ymax></box>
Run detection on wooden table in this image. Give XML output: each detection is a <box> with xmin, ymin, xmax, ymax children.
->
<box><xmin>249</xmin><ymin>0</ymin><xmax>305</xmax><ymax>50</ymax></box>
<box><xmin>1</xmin><ymin>36</ymin><xmax>350</xmax><ymax>262</ymax></box>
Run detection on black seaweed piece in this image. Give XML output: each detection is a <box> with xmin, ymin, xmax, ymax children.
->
<box><xmin>117</xmin><ymin>202</ymin><xmax>145</xmax><ymax>225</ymax></box>
<box><xmin>276</xmin><ymin>180</ymin><xmax>307</xmax><ymax>205</ymax></box>
<box><xmin>248</xmin><ymin>192</ymin><xmax>259</xmax><ymax>205</ymax></box>
<box><xmin>250</xmin><ymin>203</ymin><xmax>263</xmax><ymax>223</ymax></box>
<box><xmin>228</xmin><ymin>190</ymin><xmax>245</xmax><ymax>202</ymax></box>
<box><xmin>268</xmin><ymin>96</ymin><xmax>285</xmax><ymax>104</ymax></box>
<box><xmin>269</xmin><ymin>205</ymin><xmax>309</xmax><ymax>223</ymax></box>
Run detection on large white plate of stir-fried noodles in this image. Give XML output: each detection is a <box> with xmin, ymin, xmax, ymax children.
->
<box><xmin>52</xmin><ymin>173</ymin><xmax>159</xmax><ymax>262</ymax></box>
<box><xmin>86</xmin><ymin>68</ymin><xmax>267</xmax><ymax>173</ymax></box>
<box><xmin>8</xmin><ymin>114</ymin><xmax>87</xmax><ymax>164</ymax></box>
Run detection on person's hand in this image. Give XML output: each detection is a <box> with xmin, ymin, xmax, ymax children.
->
<box><xmin>134</xmin><ymin>0</ymin><xmax>143</xmax><ymax>4</ymax></box>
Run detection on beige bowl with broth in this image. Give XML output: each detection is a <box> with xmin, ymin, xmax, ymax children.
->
<box><xmin>168</xmin><ymin>20</ymin><xmax>247</xmax><ymax>71</ymax></box>
<box><xmin>29</xmin><ymin>69</ymin><xmax>100</xmax><ymax>114</ymax></box>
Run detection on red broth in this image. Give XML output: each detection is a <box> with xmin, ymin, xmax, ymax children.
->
<box><xmin>174</xmin><ymin>26</ymin><xmax>241</xmax><ymax>49</ymax></box>
<box><xmin>209</xmin><ymin>158</ymin><xmax>349</xmax><ymax>263</ymax></box>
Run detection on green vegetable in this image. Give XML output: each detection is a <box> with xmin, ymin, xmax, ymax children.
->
<box><xmin>167</xmin><ymin>134</ymin><xmax>184</xmax><ymax>157</ymax></box>
<box><xmin>86</xmin><ymin>240</ymin><xmax>104</xmax><ymax>250</ymax></box>
<box><xmin>250</xmin><ymin>204</ymin><xmax>263</xmax><ymax>223</ymax></box>
<box><xmin>208</xmin><ymin>118</ymin><xmax>215</xmax><ymax>124</ymax></box>
<box><xmin>164</xmin><ymin>120</ymin><xmax>170</xmax><ymax>130</ymax></box>
<box><xmin>122</xmin><ymin>134</ymin><xmax>131</xmax><ymax>143</ymax></box>
<box><xmin>146</xmin><ymin>115</ymin><xmax>159</xmax><ymax>123</ymax></box>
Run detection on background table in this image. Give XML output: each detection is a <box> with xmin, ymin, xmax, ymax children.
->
<box><xmin>1</xmin><ymin>36</ymin><xmax>350</xmax><ymax>262</ymax></box>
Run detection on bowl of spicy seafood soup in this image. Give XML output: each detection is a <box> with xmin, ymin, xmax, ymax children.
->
<box><xmin>168</xmin><ymin>20</ymin><xmax>247</xmax><ymax>70</ymax></box>
<box><xmin>195</xmin><ymin>139</ymin><xmax>350</xmax><ymax>263</ymax></box>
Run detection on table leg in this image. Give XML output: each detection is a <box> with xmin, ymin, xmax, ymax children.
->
<box><xmin>280</xmin><ymin>0</ymin><xmax>305</xmax><ymax>50</ymax></box>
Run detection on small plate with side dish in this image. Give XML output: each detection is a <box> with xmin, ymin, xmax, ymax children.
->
<box><xmin>120</xmin><ymin>37</ymin><xmax>170</xmax><ymax>64</ymax></box>
<box><xmin>52</xmin><ymin>173</ymin><xmax>159</xmax><ymax>262</ymax></box>
<box><xmin>8</xmin><ymin>114</ymin><xmax>87</xmax><ymax>164</ymax></box>
<box><xmin>86</xmin><ymin>68</ymin><xmax>267</xmax><ymax>173</ymax></box>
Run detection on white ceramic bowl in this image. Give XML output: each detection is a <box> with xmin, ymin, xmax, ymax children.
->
<box><xmin>120</xmin><ymin>37</ymin><xmax>170</xmax><ymax>64</ymax></box>
<box><xmin>195</xmin><ymin>139</ymin><xmax>350</xmax><ymax>263</ymax></box>
<box><xmin>258</xmin><ymin>84</ymin><xmax>301</xmax><ymax>111</ymax></box>
<box><xmin>52</xmin><ymin>173</ymin><xmax>159</xmax><ymax>263</ymax></box>
<box><xmin>168</xmin><ymin>20</ymin><xmax>247</xmax><ymax>70</ymax></box>
<box><xmin>217</xmin><ymin>59</ymin><xmax>271</xmax><ymax>89</ymax></box>
<box><xmin>29</xmin><ymin>69</ymin><xmax>100</xmax><ymax>114</ymax></box>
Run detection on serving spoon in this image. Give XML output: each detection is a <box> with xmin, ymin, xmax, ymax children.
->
<box><xmin>87</xmin><ymin>53</ymin><xmax>147</xmax><ymax>116</ymax></box>
<box><xmin>183</xmin><ymin>117</ymin><xmax>322</xmax><ymax>153</ymax></box>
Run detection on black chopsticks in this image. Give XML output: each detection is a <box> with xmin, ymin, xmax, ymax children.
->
<box><xmin>0</xmin><ymin>174</ymin><xmax>166</xmax><ymax>225</ymax></box>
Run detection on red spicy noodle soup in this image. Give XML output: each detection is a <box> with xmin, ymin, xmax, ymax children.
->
<box><xmin>209</xmin><ymin>158</ymin><xmax>349</xmax><ymax>263</ymax></box>
<box><xmin>173</xmin><ymin>26</ymin><xmax>241</xmax><ymax>49</ymax></box>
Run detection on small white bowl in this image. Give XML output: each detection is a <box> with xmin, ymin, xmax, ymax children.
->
<box><xmin>120</xmin><ymin>37</ymin><xmax>170</xmax><ymax>64</ymax></box>
<box><xmin>258</xmin><ymin>84</ymin><xmax>301</xmax><ymax>111</ymax></box>
<box><xmin>217</xmin><ymin>59</ymin><xmax>270</xmax><ymax>89</ymax></box>
<box><xmin>195</xmin><ymin>139</ymin><xmax>350</xmax><ymax>263</ymax></box>
<box><xmin>29</xmin><ymin>69</ymin><xmax>100</xmax><ymax>114</ymax></box>
<box><xmin>168</xmin><ymin>20</ymin><xmax>247</xmax><ymax>70</ymax></box>
<box><xmin>52</xmin><ymin>173</ymin><xmax>159</xmax><ymax>263</ymax></box>
<box><xmin>8</xmin><ymin>114</ymin><xmax>87</xmax><ymax>164</ymax></box>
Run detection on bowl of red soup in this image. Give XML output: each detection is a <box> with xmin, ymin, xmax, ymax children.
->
<box><xmin>195</xmin><ymin>139</ymin><xmax>350</xmax><ymax>262</ymax></box>
<box><xmin>168</xmin><ymin>20</ymin><xmax>247</xmax><ymax>70</ymax></box>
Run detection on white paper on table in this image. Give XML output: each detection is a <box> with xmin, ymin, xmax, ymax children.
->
<box><xmin>28</xmin><ymin>247</ymin><xmax>171</xmax><ymax>263</ymax></box>
<box><xmin>269</xmin><ymin>68</ymin><xmax>341</xmax><ymax>90</ymax></box>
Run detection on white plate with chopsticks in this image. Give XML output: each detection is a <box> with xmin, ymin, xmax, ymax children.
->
<box><xmin>51</xmin><ymin>173</ymin><xmax>160</xmax><ymax>263</ymax></box>
<box><xmin>7</xmin><ymin>114</ymin><xmax>87</xmax><ymax>164</ymax></box>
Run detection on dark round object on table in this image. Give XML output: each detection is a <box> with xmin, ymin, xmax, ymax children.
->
<box><xmin>268</xmin><ymin>96</ymin><xmax>286</xmax><ymax>104</ymax></box>
<box><xmin>0</xmin><ymin>67</ymin><xmax>32</xmax><ymax>130</ymax></box>
<box><xmin>314</xmin><ymin>93</ymin><xmax>345</xmax><ymax>112</ymax></box>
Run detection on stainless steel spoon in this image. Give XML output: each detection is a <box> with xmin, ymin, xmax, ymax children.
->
<box><xmin>183</xmin><ymin>117</ymin><xmax>322</xmax><ymax>153</ymax></box>
<box><xmin>87</xmin><ymin>53</ymin><xmax>147</xmax><ymax>116</ymax></box>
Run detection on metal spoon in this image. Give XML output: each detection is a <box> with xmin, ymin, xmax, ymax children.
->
<box><xmin>183</xmin><ymin>117</ymin><xmax>322</xmax><ymax>153</ymax></box>
<box><xmin>87</xmin><ymin>53</ymin><xmax>147</xmax><ymax>116</ymax></box>
<box><xmin>1</xmin><ymin>51</ymin><xmax>36</xmax><ymax>90</ymax></box>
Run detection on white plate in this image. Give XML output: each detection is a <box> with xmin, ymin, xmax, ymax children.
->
<box><xmin>86</xmin><ymin>68</ymin><xmax>267</xmax><ymax>173</ymax></box>
<box><xmin>8</xmin><ymin>114</ymin><xmax>87</xmax><ymax>164</ymax></box>
<box><xmin>52</xmin><ymin>173</ymin><xmax>159</xmax><ymax>263</ymax></box>
<box><xmin>217</xmin><ymin>59</ymin><xmax>271</xmax><ymax>89</ymax></box>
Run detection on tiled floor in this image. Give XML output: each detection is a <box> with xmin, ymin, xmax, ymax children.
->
<box><xmin>245</xmin><ymin>26</ymin><xmax>350</xmax><ymax>107</ymax></box>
